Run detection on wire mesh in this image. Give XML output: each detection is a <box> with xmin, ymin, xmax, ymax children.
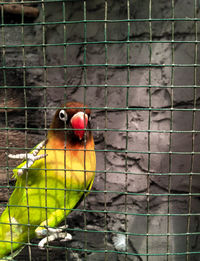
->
<box><xmin>0</xmin><ymin>0</ymin><xmax>200</xmax><ymax>260</ymax></box>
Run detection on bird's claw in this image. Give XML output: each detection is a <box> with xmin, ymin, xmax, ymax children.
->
<box><xmin>8</xmin><ymin>140</ymin><xmax>47</xmax><ymax>176</ymax></box>
<box><xmin>36</xmin><ymin>225</ymin><xmax>72</xmax><ymax>249</ymax></box>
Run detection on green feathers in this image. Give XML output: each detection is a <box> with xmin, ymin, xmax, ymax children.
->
<box><xmin>0</xmin><ymin>103</ymin><xmax>96</xmax><ymax>258</ymax></box>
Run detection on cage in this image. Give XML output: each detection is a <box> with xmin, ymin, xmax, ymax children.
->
<box><xmin>0</xmin><ymin>0</ymin><xmax>200</xmax><ymax>260</ymax></box>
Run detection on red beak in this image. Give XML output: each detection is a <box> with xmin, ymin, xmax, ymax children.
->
<box><xmin>70</xmin><ymin>111</ymin><xmax>88</xmax><ymax>140</ymax></box>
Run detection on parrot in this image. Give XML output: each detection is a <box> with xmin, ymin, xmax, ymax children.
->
<box><xmin>0</xmin><ymin>101</ymin><xmax>96</xmax><ymax>259</ymax></box>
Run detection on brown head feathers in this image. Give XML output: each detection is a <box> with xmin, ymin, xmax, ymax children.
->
<box><xmin>48</xmin><ymin>101</ymin><xmax>92</xmax><ymax>145</ymax></box>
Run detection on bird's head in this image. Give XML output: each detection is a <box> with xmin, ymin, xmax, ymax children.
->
<box><xmin>49</xmin><ymin>101</ymin><xmax>92</xmax><ymax>144</ymax></box>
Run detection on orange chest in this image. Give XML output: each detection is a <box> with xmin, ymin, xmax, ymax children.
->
<box><xmin>42</xmin><ymin>138</ymin><xmax>96</xmax><ymax>183</ymax></box>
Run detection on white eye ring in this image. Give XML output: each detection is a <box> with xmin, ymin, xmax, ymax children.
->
<box><xmin>59</xmin><ymin>109</ymin><xmax>68</xmax><ymax>121</ymax></box>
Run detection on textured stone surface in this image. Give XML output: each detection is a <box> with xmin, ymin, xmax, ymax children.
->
<box><xmin>0</xmin><ymin>0</ymin><xmax>200</xmax><ymax>260</ymax></box>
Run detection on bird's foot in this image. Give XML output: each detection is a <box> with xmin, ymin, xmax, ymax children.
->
<box><xmin>36</xmin><ymin>225</ymin><xmax>72</xmax><ymax>249</ymax></box>
<box><xmin>8</xmin><ymin>140</ymin><xmax>47</xmax><ymax>176</ymax></box>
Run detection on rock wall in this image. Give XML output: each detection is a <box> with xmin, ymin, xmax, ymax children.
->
<box><xmin>0</xmin><ymin>0</ymin><xmax>200</xmax><ymax>260</ymax></box>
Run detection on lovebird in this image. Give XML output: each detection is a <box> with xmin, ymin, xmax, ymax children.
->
<box><xmin>0</xmin><ymin>101</ymin><xmax>96</xmax><ymax>259</ymax></box>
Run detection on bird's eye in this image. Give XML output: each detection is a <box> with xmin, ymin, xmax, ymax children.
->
<box><xmin>59</xmin><ymin>109</ymin><xmax>68</xmax><ymax>121</ymax></box>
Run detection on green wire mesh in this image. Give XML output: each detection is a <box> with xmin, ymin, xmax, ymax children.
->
<box><xmin>0</xmin><ymin>0</ymin><xmax>200</xmax><ymax>260</ymax></box>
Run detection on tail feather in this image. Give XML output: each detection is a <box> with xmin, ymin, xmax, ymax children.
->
<box><xmin>0</xmin><ymin>209</ymin><xmax>27</xmax><ymax>259</ymax></box>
